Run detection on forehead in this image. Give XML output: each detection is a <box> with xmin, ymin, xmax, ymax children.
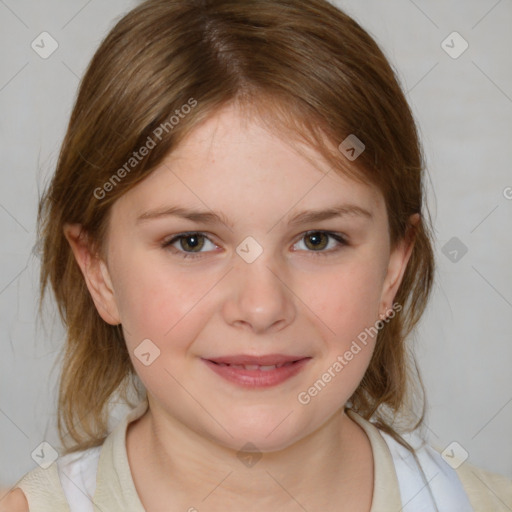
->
<box><xmin>112</xmin><ymin>104</ymin><xmax>385</xmax><ymax>227</ymax></box>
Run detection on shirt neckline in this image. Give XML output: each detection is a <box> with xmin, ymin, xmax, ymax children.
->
<box><xmin>346</xmin><ymin>409</ymin><xmax>403</xmax><ymax>510</ymax></box>
<box><xmin>93</xmin><ymin>400</ymin><xmax>402</xmax><ymax>511</ymax></box>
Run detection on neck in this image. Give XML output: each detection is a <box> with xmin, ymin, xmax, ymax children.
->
<box><xmin>127</xmin><ymin>403</ymin><xmax>373</xmax><ymax>511</ymax></box>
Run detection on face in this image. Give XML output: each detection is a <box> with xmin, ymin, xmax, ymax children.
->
<box><xmin>71</xmin><ymin>104</ymin><xmax>413</xmax><ymax>452</ymax></box>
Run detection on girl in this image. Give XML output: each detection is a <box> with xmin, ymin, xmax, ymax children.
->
<box><xmin>5</xmin><ymin>0</ymin><xmax>512</xmax><ymax>510</ymax></box>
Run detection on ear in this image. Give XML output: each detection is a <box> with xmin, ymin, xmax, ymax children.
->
<box><xmin>63</xmin><ymin>223</ymin><xmax>121</xmax><ymax>325</ymax></box>
<box><xmin>379</xmin><ymin>213</ymin><xmax>420</xmax><ymax>316</ymax></box>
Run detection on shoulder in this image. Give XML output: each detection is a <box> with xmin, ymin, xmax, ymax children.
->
<box><xmin>455</xmin><ymin>461</ymin><xmax>512</xmax><ymax>511</ymax></box>
<box><xmin>399</xmin><ymin>434</ymin><xmax>512</xmax><ymax>511</ymax></box>
<box><xmin>415</xmin><ymin>439</ymin><xmax>512</xmax><ymax>511</ymax></box>
<box><xmin>1</xmin><ymin>488</ymin><xmax>29</xmax><ymax>512</ymax></box>
<box><xmin>352</xmin><ymin>410</ymin><xmax>512</xmax><ymax>511</ymax></box>
<box><xmin>10</xmin><ymin>462</ymin><xmax>70</xmax><ymax>512</ymax></box>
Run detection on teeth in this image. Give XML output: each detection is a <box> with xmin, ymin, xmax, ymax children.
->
<box><xmin>212</xmin><ymin>361</ymin><xmax>299</xmax><ymax>370</ymax></box>
<box><xmin>230</xmin><ymin>364</ymin><xmax>278</xmax><ymax>370</ymax></box>
<box><xmin>235</xmin><ymin>363</ymin><xmax>294</xmax><ymax>370</ymax></box>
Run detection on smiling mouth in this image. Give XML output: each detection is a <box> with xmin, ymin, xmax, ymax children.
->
<box><xmin>202</xmin><ymin>356</ymin><xmax>311</xmax><ymax>388</ymax></box>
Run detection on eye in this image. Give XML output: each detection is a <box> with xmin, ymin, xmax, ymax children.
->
<box><xmin>161</xmin><ymin>232</ymin><xmax>218</xmax><ymax>259</ymax></box>
<box><xmin>293</xmin><ymin>231</ymin><xmax>347</xmax><ymax>255</ymax></box>
<box><xmin>161</xmin><ymin>230</ymin><xmax>348</xmax><ymax>260</ymax></box>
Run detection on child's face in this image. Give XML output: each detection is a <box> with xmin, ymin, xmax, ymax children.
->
<box><xmin>91</xmin><ymin>104</ymin><xmax>413</xmax><ymax>451</ymax></box>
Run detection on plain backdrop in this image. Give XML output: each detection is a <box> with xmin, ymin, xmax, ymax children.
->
<box><xmin>1</xmin><ymin>0</ymin><xmax>511</xmax><ymax>488</ymax></box>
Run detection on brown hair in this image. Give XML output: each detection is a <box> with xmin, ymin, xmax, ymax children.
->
<box><xmin>38</xmin><ymin>0</ymin><xmax>435</xmax><ymax>454</ymax></box>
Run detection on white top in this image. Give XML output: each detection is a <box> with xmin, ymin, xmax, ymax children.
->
<box><xmin>56</xmin><ymin>445</ymin><xmax>101</xmax><ymax>511</ymax></box>
<box><xmin>15</xmin><ymin>400</ymin><xmax>512</xmax><ymax>511</ymax></box>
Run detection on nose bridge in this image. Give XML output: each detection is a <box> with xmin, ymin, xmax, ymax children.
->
<box><xmin>222</xmin><ymin>244</ymin><xmax>295</xmax><ymax>333</ymax></box>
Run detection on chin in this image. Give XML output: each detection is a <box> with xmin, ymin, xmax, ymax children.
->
<box><xmin>209</xmin><ymin>409</ymin><xmax>309</xmax><ymax>453</ymax></box>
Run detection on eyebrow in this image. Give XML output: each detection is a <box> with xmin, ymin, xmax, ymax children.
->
<box><xmin>136</xmin><ymin>203</ymin><xmax>373</xmax><ymax>228</ymax></box>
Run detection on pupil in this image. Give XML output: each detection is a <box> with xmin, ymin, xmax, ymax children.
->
<box><xmin>308</xmin><ymin>232</ymin><xmax>326</xmax><ymax>250</ymax></box>
<box><xmin>183</xmin><ymin>235</ymin><xmax>202</xmax><ymax>251</ymax></box>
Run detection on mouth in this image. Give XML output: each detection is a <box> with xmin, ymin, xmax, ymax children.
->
<box><xmin>202</xmin><ymin>354</ymin><xmax>311</xmax><ymax>388</ymax></box>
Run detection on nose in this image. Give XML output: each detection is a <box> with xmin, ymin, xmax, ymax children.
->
<box><xmin>221</xmin><ymin>255</ymin><xmax>296</xmax><ymax>335</ymax></box>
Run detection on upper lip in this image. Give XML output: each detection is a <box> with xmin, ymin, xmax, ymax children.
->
<box><xmin>204</xmin><ymin>354</ymin><xmax>310</xmax><ymax>366</ymax></box>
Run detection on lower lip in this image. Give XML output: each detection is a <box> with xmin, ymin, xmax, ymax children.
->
<box><xmin>202</xmin><ymin>358</ymin><xmax>311</xmax><ymax>388</ymax></box>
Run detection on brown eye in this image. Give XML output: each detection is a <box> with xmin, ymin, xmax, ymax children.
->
<box><xmin>304</xmin><ymin>232</ymin><xmax>329</xmax><ymax>251</ymax></box>
<box><xmin>178</xmin><ymin>233</ymin><xmax>206</xmax><ymax>252</ymax></box>
<box><xmin>293</xmin><ymin>231</ymin><xmax>348</xmax><ymax>256</ymax></box>
<box><xmin>162</xmin><ymin>232</ymin><xmax>217</xmax><ymax>259</ymax></box>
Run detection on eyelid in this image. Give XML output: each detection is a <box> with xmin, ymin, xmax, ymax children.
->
<box><xmin>162</xmin><ymin>230</ymin><xmax>219</xmax><ymax>250</ymax></box>
<box><xmin>162</xmin><ymin>230</ymin><xmax>348</xmax><ymax>259</ymax></box>
<box><xmin>162</xmin><ymin>230</ymin><xmax>216</xmax><ymax>244</ymax></box>
<box><xmin>292</xmin><ymin>230</ymin><xmax>348</xmax><ymax>255</ymax></box>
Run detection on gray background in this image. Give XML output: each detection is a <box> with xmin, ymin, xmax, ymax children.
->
<box><xmin>1</xmin><ymin>0</ymin><xmax>511</xmax><ymax>489</ymax></box>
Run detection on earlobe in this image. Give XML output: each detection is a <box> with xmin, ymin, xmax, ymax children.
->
<box><xmin>379</xmin><ymin>214</ymin><xmax>419</xmax><ymax>316</ymax></box>
<box><xmin>63</xmin><ymin>223</ymin><xmax>121</xmax><ymax>325</ymax></box>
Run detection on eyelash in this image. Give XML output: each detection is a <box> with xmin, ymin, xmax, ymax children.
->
<box><xmin>161</xmin><ymin>231</ymin><xmax>348</xmax><ymax>260</ymax></box>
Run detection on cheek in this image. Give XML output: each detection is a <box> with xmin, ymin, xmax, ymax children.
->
<box><xmin>110</xmin><ymin>250</ymin><xmax>212</xmax><ymax>350</ymax></box>
<box><xmin>295</xmin><ymin>263</ymin><xmax>385</xmax><ymax>410</ymax></box>
<box><xmin>303</xmin><ymin>255</ymin><xmax>386</xmax><ymax>340</ymax></box>
<box><xmin>113</xmin><ymin>260</ymin><xmax>215</xmax><ymax>397</ymax></box>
